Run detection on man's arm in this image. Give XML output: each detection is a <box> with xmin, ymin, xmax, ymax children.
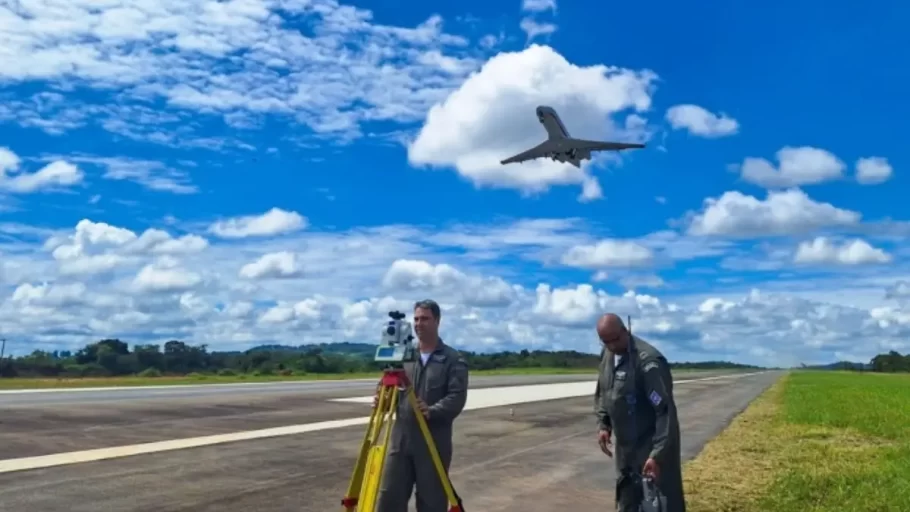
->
<box><xmin>595</xmin><ymin>349</ymin><xmax>611</xmax><ymax>431</ymax></box>
<box><xmin>427</xmin><ymin>355</ymin><xmax>469</xmax><ymax>423</ymax></box>
<box><xmin>641</xmin><ymin>355</ymin><xmax>675</xmax><ymax>468</ymax></box>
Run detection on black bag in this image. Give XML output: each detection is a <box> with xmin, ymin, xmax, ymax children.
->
<box><xmin>616</xmin><ymin>470</ymin><xmax>667</xmax><ymax>512</ymax></box>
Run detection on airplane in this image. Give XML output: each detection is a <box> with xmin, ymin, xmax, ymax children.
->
<box><xmin>500</xmin><ymin>106</ymin><xmax>646</xmax><ymax>168</ymax></box>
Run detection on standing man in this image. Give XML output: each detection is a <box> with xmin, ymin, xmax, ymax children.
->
<box><xmin>594</xmin><ymin>313</ymin><xmax>685</xmax><ymax>512</ymax></box>
<box><xmin>375</xmin><ymin>299</ymin><xmax>469</xmax><ymax>512</ymax></box>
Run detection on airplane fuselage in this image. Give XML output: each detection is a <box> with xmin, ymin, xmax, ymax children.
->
<box><xmin>536</xmin><ymin>106</ymin><xmax>589</xmax><ymax>167</ymax></box>
<box><xmin>498</xmin><ymin>105</ymin><xmax>644</xmax><ymax>168</ymax></box>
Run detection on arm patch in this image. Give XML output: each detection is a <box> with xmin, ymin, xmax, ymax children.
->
<box><xmin>649</xmin><ymin>390</ymin><xmax>662</xmax><ymax>406</ymax></box>
<box><xmin>643</xmin><ymin>361</ymin><xmax>659</xmax><ymax>373</ymax></box>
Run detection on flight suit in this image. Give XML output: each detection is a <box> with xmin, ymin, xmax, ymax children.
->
<box><xmin>594</xmin><ymin>337</ymin><xmax>686</xmax><ymax>512</ymax></box>
<box><xmin>376</xmin><ymin>340</ymin><xmax>469</xmax><ymax>512</ymax></box>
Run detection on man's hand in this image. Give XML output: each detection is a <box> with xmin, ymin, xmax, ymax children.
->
<box><xmin>416</xmin><ymin>398</ymin><xmax>430</xmax><ymax>418</ymax></box>
<box><xmin>597</xmin><ymin>429</ymin><xmax>613</xmax><ymax>457</ymax></box>
<box><xmin>642</xmin><ymin>457</ymin><xmax>660</xmax><ymax>481</ymax></box>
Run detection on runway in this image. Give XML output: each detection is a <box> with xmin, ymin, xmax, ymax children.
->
<box><xmin>0</xmin><ymin>370</ymin><xmax>781</xmax><ymax>511</ymax></box>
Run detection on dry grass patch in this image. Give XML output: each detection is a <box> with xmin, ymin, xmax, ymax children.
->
<box><xmin>683</xmin><ymin>371</ymin><xmax>910</xmax><ymax>512</ymax></box>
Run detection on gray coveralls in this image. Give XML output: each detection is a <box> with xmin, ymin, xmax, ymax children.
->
<box><xmin>376</xmin><ymin>340</ymin><xmax>469</xmax><ymax>512</ymax></box>
<box><xmin>594</xmin><ymin>337</ymin><xmax>686</xmax><ymax>512</ymax></box>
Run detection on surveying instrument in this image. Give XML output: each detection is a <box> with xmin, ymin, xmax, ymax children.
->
<box><xmin>340</xmin><ymin>311</ymin><xmax>465</xmax><ymax>512</ymax></box>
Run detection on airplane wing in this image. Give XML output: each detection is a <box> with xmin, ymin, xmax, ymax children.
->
<box><xmin>567</xmin><ymin>139</ymin><xmax>646</xmax><ymax>151</ymax></box>
<box><xmin>500</xmin><ymin>141</ymin><xmax>553</xmax><ymax>165</ymax></box>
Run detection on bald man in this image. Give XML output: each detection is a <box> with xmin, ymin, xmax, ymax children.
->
<box><xmin>594</xmin><ymin>314</ymin><xmax>685</xmax><ymax>512</ymax></box>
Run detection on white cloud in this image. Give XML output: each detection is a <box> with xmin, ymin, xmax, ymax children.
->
<box><xmin>665</xmin><ymin>104</ymin><xmax>739</xmax><ymax>138</ymax></box>
<box><xmin>686</xmin><ymin>189</ymin><xmax>861</xmax><ymax>237</ymax></box>
<box><xmin>0</xmin><ymin>0</ymin><xmax>486</xmax><ymax>144</ymax></box>
<box><xmin>132</xmin><ymin>257</ymin><xmax>203</xmax><ymax>293</ymax></box>
<box><xmin>408</xmin><ymin>44</ymin><xmax>655</xmax><ymax>200</ymax></box>
<box><xmin>737</xmin><ymin>146</ymin><xmax>845</xmax><ymax>188</ymax></box>
<box><xmin>208</xmin><ymin>208</ymin><xmax>307</xmax><ymax>238</ymax></box>
<box><xmin>2</xmin><ymin>213</ymin><xmax>910</xmax><ymax>366</ymax></box>
<box><xmin>793</xmin><ymin>237</ymin><xmax>891</xmax><ymax>265</ymax></box>
<box><xmin>239</xmin><ymin>252</ymin><xmax>304</xmax><ymax>279</ymax></box>
<box><xmin>522</xmin><ymin>0</ymin><xmax>557</xmax><ymax>12</ymax></box>
<box><xmin>382</xmin><ymin>259</ymin><xmax>518</xmax><ymax>308</ymax></box>
<box><xmin>855</xmin><ymin>156</ymin><xmax>893</xmax><ymax>185</ymax></box>
<box><xmin>561</xmin><ymin>240</ymin><xmax>654</xmax><ymax>268</ymax></box>
<box><xmin>66</xmin><ymin>156</ymin><xmax>198</xmax><ymax>194</ymax></box>
<box><xmin>519</xmin><ymin>18</ymin><xmax>557</xmax><ymax>42</ymax></box>
<box><xmin>0</xmin><ymin>146</ymin><xmax>84</xmax><ymax>193</ymax></box>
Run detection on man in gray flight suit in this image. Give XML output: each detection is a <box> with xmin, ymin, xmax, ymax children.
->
<box><xmin>375</xmin><ymin>299</ymin><xmax>469</xmax><ymax>512</ymax></box>
<box><xmin>594</xmin><ymin>313</ymin><xmax>686</xmax><ymax>512</ymax></box>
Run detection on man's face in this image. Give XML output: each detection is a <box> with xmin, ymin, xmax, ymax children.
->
<box><xmin>599</xmin><ymin>328</ymin><xmax>627</xmax><ymax>353</ymax></box>
<box><xmin>413</xmin><ymin>307</ymin><xmax>438</xmax><ymax>340</ymax></box>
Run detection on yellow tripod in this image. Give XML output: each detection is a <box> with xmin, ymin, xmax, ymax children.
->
<box><xmin>341</xmin><ymin>367</ymin><xmax>465</xmax><ymax>512</ymax></box>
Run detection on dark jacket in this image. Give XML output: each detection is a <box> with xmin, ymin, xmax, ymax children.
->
<box><xmin>594</xmin><ymin>336</ymin><xmax>686</xmax><ymax>512</ymax></box>
<box><xmin>390</xmin><ymin>340</ymin><xmax>469</xmax><ymax>458</ymax></box>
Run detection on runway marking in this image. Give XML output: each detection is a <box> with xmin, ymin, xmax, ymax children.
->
<box><xmin>0</xmin><ymin>378</ymin><xmax>379</xmax><ymax>394</ymax></box>
<box><xmin>329</xmin><ymin>371</ymin><xmax>768</xmax><ymax>405</ymax></box>
<box><xmin>0</xmin><ymin>371</ymin><xmax>767</xmax><ymax>474</ymax></box>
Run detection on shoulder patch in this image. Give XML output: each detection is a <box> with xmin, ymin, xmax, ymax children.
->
<box><xmin>649</xmin><ymin>390</ymin><xmax>662</xmax><ymax>407</ymax></box>
<box><xmin>643</xmin><ymin>361</ymin><xmax>659</xmax><ymax>373</ymax></box>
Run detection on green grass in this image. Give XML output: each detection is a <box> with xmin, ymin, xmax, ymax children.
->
<box><xmin>763</xmin><ymin>372</ymin><xmax>910</xmax><ymax>511</ymax></box>
<box><xmin>683</xmin><ymin>371</ymin><xmax>910</xmax><ymax>512</ymax></box>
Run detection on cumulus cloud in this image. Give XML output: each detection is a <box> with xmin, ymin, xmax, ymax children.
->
<box><xmin>3</xmin><ymin>212</ymin><xmax>910</xmax><ymax>366</ymax></box>
<box><xmin>686</xmin><ymin>189</ymin><xmax>861</xmax><ymax>237</ymax></box>
<box><xmin>737</xmin><ymin>146</ymin><xmax>846</xmax><ymax>188</ymax></box>
<box><xmin>855</xmin><ymin>156</ymin><xmax>893</xmax><ymax>185</ymax></box>
<box><xmin>561</xmin><ymin>240</ymin><xmax>654</xmax><ymax>268</ymax></box>
<box><xmin>793</xmin><ymin>237</ymin><xmax>891</xmax><ymax>265</ymax></box>
<box><xmin>239</xmin><ymin>252</ymin><xmax>304</xmax><ymax>280</ymax></box>
<box><xmin>408</xmin><ymin>44</ymin><xmax>655</xmax><ymax>200</ymax></box>
<box><xmin>382</xmin><ymin>259</ymin><xmax>518</xmax><ymax>308</ymax></box>
<box><xmin>208</xmin><ymin>208</ymin><xmax>307</xmax><ymax>238</ymax></box>
<box><xmin>665</xmin><ymin>104</ymin><xmax>739</xmax><ymax>138</ymax></box>
<box><xmin>522</xmin><ymin>0</ymin><xmax>557</xmax><ymax>12</ymax></box>
<box><xmin>519</xmin><ymin>18</ymin><xmax>558</xmax><ymax>42</ymax></box>
<box><xmin>0</xmin><ymin>146</ymin><xmax>84</xmax><ymax>193</ymax></box>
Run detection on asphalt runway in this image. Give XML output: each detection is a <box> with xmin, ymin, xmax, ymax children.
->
<box><xmin>0</xmin><ymin>370</ymin><xmax>780</xmax><ymax>511</ymax></box>
<box><xmin>0</xmin><ymin>371</ymin><xmax>731</xmax><ymax>459</ymax></box>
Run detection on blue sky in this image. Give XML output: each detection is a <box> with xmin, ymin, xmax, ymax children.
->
<box><xmin>0</xmin><ymin>0</ymin><xmax>907</xmax><ymax>367</ymax></box>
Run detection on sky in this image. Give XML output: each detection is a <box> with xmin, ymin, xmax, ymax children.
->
<box><xmin>0</xmin><ymin>0</ymin><xmax>907</xmax><ymax>367</ymax></box>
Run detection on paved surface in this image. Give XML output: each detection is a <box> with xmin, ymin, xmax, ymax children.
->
<box><xmin>0</xmin><ymin>371</ymin><xmax>731</xmax><ymax>459</ymax></box>
<box><xmin>0</xmin><ymin>370</ymin><xmax>781</xmax><ymax>511</ymax></box>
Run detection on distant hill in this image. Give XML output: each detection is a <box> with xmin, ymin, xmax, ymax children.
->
<box><xmin>803</xmin><ymin>361</ymin><xmax>873</xmax><ymax>371</ymax></box>
<box><xmin>249</xmin><ymin>342</ymin><xmax>375</xmax><ymax>356</ymax></box>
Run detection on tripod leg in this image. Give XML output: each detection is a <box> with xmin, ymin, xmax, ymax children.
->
<box><xmin>342</xmin><ymin>385</ymin><xmax>396</xmax><ymax>511</ymax></box>
<box><xmin>358</xmin><ymin>386</ymin><xmax>399</xmax><ymax>512</ymax></box>
<box><xmin>407</xmin><ymin>388</ymin><xmax>464</xmax><ymax>512</ymax></box>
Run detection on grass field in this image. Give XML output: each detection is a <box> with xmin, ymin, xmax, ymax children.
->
<box><xmin>0</xmin><ymin>366</ymin><xmax>603</xmax><ymax>390</ymax></box>
<box><xmin>683</xmin><ymin>370</ymin><xmax>910</xmax><ymax>512</ymax></box>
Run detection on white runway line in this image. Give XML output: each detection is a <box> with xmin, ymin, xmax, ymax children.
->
<box><xmin>0</xmin><ymin>371</ymin><xmax>766</xmax><ymax>474</ymax></box>
<box><xmin>330</xmin><ymin>372</ymin><xmax>766</xmax><ymax>406</ymax></box>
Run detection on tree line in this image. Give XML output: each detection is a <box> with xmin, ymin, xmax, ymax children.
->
<box><xmin>0</xmin><ymin>338</ymin><xmax>770</xmax><ymax>378</ymax></box>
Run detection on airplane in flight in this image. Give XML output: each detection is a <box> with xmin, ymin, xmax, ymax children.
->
<box><xmin>500</xmin><ymin>106</ymin><xmax>646</xmax><ymax>168</ymax></box>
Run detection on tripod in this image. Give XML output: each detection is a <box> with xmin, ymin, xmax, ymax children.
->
<box><xmin>340</xmin><ymin>366</ymin><xmax>464</xmax><ymax>512</ymax></box>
